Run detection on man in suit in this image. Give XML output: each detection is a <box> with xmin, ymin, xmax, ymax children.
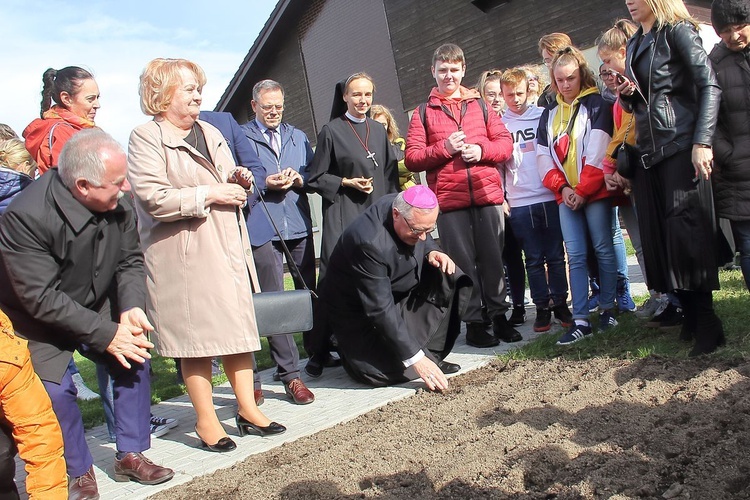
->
<box><xmin>0</xmin><ymin>130</ymin><xmax>174</xmax><ymax>500</ymax></box>
<box><xmin>317</xmin><ymin>185</ymin><xmax>472</xmax><ymax>389</ymax></box>
<box><xmin>240</xmin><ymin>80</ymin><xmax>318</xmax><ymax>403</ymax></box>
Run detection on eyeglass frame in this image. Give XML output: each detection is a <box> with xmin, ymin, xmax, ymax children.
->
<box><xmin>258</xmin><ymin>103</ymin><xmax>284</xmax><ymax>112</ymax></box>
<box><xmin>402</xmin><ymin>216</ymin><xmax>437</xmax><ymax>236</ymax></box>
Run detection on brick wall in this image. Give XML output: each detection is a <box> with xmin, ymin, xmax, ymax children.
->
<box><xmin>384</xmin><ymin>0</ymin><xmax>631</xmax><ymax>110</ymax></box>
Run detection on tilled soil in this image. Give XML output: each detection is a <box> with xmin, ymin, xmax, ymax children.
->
<box><xmin>153</xmin><ymin>356</ymin><xmax>750</xmax><ymax>499</ymax></box>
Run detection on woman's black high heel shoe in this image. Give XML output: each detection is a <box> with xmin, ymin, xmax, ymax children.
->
<box><xmin>195</xmin><ymin>426</ymin><xmax>237</xmax><ymax>452</ymax></box>
<box><xmin>235</xmin><ymin>414</ymin><xmax>286</xmax><ymax>437</ymax></box>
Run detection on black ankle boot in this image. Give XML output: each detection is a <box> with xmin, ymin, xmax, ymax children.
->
<box><xmin>677</xmin><ymin>291</ymin><xmax>696</xmax><ymax>342</ymax></box>
<box><xmin>492</xmin><ymin>314</ymin><xmax>523</xmax><ymax>343</ymax></box>
<box><xmin>466</xmin><ymin>322</ymin><xmax>499</xmax><ymax>348</ymax></box>
<box><xmin>688</xmin><ymin>292</ymin><xmax>725</xmax><ymax>357</ymax></box>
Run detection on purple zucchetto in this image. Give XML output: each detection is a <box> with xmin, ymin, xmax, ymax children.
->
<box><xmin>403</xmin><ymin>185</ymin><xmax>438</xmax><ymax>209</ymax></box>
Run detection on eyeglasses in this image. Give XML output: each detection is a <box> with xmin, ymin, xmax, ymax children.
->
<box><xmin>403</xmin><ymin>217</ymin><xmax>436</xmax><ymax>236</ymax></box>
<box><xmin>599</xmin><ymin>69</ymin><xmax>616</xmax><ymax>79</ymax></box>
<box><xmin>259</xmin><ymin>104</ymin><xmax>284</xmax><ymax>112</ymax></box>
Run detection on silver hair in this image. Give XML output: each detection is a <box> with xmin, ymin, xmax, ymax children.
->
<box><xmin>58</xmin><ymin>129</ymin><xmax>124</xmax><ymax>189</ymax></box>
<box><xmin>252</xmin><ymin>79</ymin><xmax>285</xmax><ymax>101</ymax></box>
<box><xmin>392</xmin><ymin>191</ymin><xmax>436</xmax><ymax>218</ymax></box>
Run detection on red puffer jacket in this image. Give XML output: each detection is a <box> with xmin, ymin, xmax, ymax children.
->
<box><xmin>405</xmin><ymin>87</ymin><xmax>513</xmax><ymax>212</ymax></box>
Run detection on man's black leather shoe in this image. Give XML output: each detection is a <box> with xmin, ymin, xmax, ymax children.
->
<box><xmin>437</xmin><ymin>360</ymin><xmax>461</xmax><ymax>374</ymax></box>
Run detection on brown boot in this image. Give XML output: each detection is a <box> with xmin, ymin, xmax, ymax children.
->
<box><xmin>113</xmin><ymin>452</ymin><xmax>175</xmax><ymax>485</ymax></box>
<box><xmin>69</xmin><ymin>465</ymin><xmax>99</xmax><ymax>500</ymax></box>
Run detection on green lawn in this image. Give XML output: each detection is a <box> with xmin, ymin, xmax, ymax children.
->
<box><xmin>499</xmin><ymin>268</ymin><xmax>750</xmax><ymax>363</ymax></box>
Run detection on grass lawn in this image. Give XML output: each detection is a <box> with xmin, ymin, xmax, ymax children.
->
<box><xmin>499</xmin><ymin>268</ymin><xmax>750</xmax><ymax>363</ymax></box>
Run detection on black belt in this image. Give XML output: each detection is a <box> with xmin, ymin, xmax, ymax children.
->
<box><xmin>640</xmin><ymin>141</ymin><xmax>690</xmax><ymax>169</ymax></box>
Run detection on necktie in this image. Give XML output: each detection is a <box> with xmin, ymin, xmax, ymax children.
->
<box><xmin>266</xmin><ymin>128</ymin><xmax>280</xmax><ymax>156</ymax></box>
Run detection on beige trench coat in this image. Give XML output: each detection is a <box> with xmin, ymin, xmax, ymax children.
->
<box><xmin>127</xmin><ymin>119</ymin><xmax>261</xmax><ymax>357</ymax></box>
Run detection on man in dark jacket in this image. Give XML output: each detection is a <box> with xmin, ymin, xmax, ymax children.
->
<box><xmin>240</xmin><ymin>80</ymin><xmax>317</xmax><ymax>402</ymax></box>
<box><xmin>317</xmin><ymin>185</ymin><xmax>471</xmax><ymax>388</ymax></box>
<box><xmin>710</xmin><ymin>0</ymin><xmax>750</xmax><ymax>290</ymax></box>
<box><xmin>0</xmin><ymin>130</ymin><xmax>174</xmax><ymax>499</ymax></box>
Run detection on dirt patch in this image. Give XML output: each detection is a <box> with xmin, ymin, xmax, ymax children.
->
<box><xmin>153</xmin><ymin>357</ymin><xmax>750</xmax><ymax>499</ymax></box>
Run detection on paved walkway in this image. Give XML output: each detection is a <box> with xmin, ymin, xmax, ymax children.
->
<box><xmin>15</xmin><ymin>258</ymin><xmax>646</xmax><ymax>499</ymax></box>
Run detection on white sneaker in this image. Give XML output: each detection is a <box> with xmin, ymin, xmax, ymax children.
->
<box><xmin>72</xmin><ymin>373</ymin><xmax>100</xmax><ymax>401</ymax></box>
<box><xmin>635</xmin><ymin>296</ymin><xmax>667</xmax><ymax>319</ymax></box>
<box><xmin>150</xmin><ymin>416</ymin><xmax>178</xmax><ymax>438</ymax></box>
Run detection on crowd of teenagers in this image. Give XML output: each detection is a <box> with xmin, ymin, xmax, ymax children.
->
<box><xmin>1</xmin><ymin>0</ymin><xmax>749</xmax><ymax>498</ymax></box>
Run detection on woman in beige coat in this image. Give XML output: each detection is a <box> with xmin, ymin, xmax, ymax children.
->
<box><xmin>128</xmin><ymin>58</ymin><xmax>285</xmax><ymax>452</ymax></box>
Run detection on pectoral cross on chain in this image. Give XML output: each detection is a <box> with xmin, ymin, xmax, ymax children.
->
<box><xmin>366</xmin><ymin>150</ymin><xmax>378</xmax><ymax>168</ymax></box>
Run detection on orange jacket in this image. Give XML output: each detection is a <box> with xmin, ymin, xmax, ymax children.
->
<box><xmin>0</xmin><ymin>310</ymin><xmax>67</xmax><ymax>499</ymax></box>
<box><xmin>22</xmin><ymin>106</ymin><xmax>95</xmax><ymax>175</ymax></box>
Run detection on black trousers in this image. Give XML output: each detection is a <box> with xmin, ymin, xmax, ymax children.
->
<box><xmin>335</xmin><ymin>266</ymin><xmax>472</xmax><ymax>387</ymax></box>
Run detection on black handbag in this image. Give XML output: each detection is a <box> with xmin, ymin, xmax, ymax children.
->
<box><xmin>253</xmin><ymin>290</ymin><xmax>313</xmax><ymax>336</ymax></box>
<box><xmin>252</xmin><ymin>191</ymin><xmax>317</xmax><ymax>337</ymax></box>
<box><xmin>616</xmin><ymin>114</ymin><xmax>637</xmax><ymax>179</ymax></box>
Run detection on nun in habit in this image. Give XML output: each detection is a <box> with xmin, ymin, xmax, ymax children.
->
<box><xmin>307</xmin><ymin>72</ymin><xmax>399</xmax><ymax>282</ymax></box>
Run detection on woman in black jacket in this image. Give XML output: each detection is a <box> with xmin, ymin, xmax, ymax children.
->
<box><xmin>619</xmin><ymin>0</ymin><xmax>724</xmax><ymax>356</ymax></box>
<box><xmin>709</xmin><ymin>0</ymin><xmax>750</xmax><ymax>292</ymax></box>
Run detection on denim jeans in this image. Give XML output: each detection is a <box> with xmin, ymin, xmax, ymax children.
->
<box><xmin>96</xmin><ymin>362</ymin><xmax>116</xmax><ymax>441</ymax></box>
<box><xmin>559</xmin><ymin>199</ymin><xmax>617</xmax><ymax>319</ymax></box>
<box><xmin>588</xmin><ymin>207</ymin><xmax>629</xmax><ymax>283</ymax></box>
<box><xmin>612</xmin><ymin>207</ymin><xmax>628</xmax><ymax>281</ymax></box>
<box><xmin>508</xmin><ymin>200</ymin><xmax>568</xmax><ymax>308</ymax></box>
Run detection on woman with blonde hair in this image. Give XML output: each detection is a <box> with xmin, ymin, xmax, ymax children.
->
<box><xmin>0</xmin><ymin>138</ymin><xmax>37</xmax><ymax>214</ymax></box>
<box><xmin>370</xmin><ymin>104</ymin><xmax>416</xmax><ymax>190</ymax></box>
<box><xmin>518</xmin><ymin>66</ymin><xmax>544</xmax><ymax>106</ymax></box>
<box><xmin>619</xmin><ymin>0</ymin><xmax>724</xmax><ymax>356</ymax></box>
<box><xmin>128</xmin><ymin>58</ymin><xmax>285</xmax><ymax>452</ymax></box>
<box><xmin>537</xmin><ymin>46</ymin><xmax>617</xmax><ymax>345</ymax></box>
<box><xmin>476</xmin><ymin>69</ymin><xmax>505</xmax><ymax>116</ymax></box>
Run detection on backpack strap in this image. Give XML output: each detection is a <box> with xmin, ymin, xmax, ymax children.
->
<box><xmin>47</xmin><ymin>121</ymin><xmax>75</xmax><ymax>168</ymax></box>
<box><xmin>418</xmin><ymin>102</ymin><xmax>428</xmax><ymax>136</ymax></box>
<box><xmin>418</xmin><ymin>98</ymin><xmax>488</xmax><ymax>137</ymax></box>
<box><xmin>477</xmin><ymin>98</ymin><xmax>489</xmax><ymax>125</ymax></box>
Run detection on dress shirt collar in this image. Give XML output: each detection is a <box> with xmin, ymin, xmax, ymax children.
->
<box><xmin>255</xmin><ymin>119</ymin><xmax>280</xmax><ymax>136</ymax></box>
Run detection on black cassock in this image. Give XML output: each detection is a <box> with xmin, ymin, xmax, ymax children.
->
<box><xmin>317</xmin><ymin>194</ymin><xmax>472</xmax><ymax>387</ymax></box>
<box><xmin>308</xmin><ymin>115</ymin><xmax>398</xmax><ymax>281</ymax></box>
